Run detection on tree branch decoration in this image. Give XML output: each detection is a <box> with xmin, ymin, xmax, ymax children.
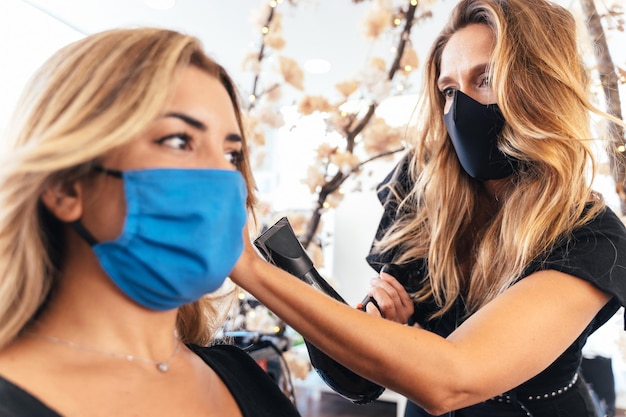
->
<box><xmin>297</xmin><ymin>0</ymin><xmax>432</xmax><ymax>248</ymax></box>
<box><xmin>578</xmin><ymin>0</ymin><xmax>626</xmax><ymax>213</ymax></box>
<box><xmin>240</xmin><ymin>0</ymin><xmax>301</xmax><ymax>168</ymax></box>
<box><xmin>240</xmin><ymin>0</ymin><xmax>435</xmax><ymax>250</ymax></box>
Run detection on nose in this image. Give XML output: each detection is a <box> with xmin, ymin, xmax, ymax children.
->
<box><xmin>444</xmin><ymin>86</ymin><xmax>493</xmax><ymax>115</ymax></box>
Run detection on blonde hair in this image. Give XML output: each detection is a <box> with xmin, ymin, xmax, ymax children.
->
<box><xmin>374</xmin><ymin>0</ymin><xmax>611</xmax><ymax>319</ymax></box>
<box><xmin>0</xmin><ymin>28</ymin><xmax>256</xmax><ymax>348</ymax></box>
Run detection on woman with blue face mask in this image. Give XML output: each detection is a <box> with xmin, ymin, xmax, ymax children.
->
<box><xmin>0</xmin><ymin>28</ymin><xmax>300</xmax><ymax>417</ymax></box>
<box><xmin>230</xmin><ymin>0</ymin><xmax>626</xmax><ymax>416</ymax></box>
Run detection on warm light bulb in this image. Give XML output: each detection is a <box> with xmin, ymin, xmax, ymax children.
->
<box><xmin>270</xmin><ymin>0</ymin><xmax>278</xmax><ymax>7</ymax></box>
<box><xmin>410</xmin><ymin>0</ymin><xmax>418</xmax><ymax>5</ymax></box>
<box><xmin>249</xmin><ymin>94</ymin><xmax>257</xmax><ymax>102</ymax></box>
<box><xmin>323</xmin><ymin>201</ymin><xmax>330</xmax><ymax>209</ymax></box>
<box><xmin>261</xmin><ymin>26</ymin><xmax>270</xmax><ymax>34</ymax></box>
<box><xmin>404</xmin><ymin>65</ymin><xmax>413</xmax><ymax>72</ymax></box>
<box><xmin>618</xmin><ymin>145</ymin><xmax>626</xmax><ymax>153</ymax></box>
<box><xmin>393</xmin><ymin>18</ymin><xmax>402</xmax><ymax>26</ymax></box>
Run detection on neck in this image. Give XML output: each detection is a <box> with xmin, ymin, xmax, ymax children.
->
<box><xmin>33</xmin><ymin>267</ymin><xmax>180</xmax><ymax>359</ymax></box>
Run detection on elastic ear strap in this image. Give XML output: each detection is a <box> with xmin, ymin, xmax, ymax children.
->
<box><xmin>93</xmin><ymin>165</ymin><xmax>123</xmax><ymax>178</ymax></box>
<box><xmin>69</xmin><ymin>220</ymin><xmax>99</xmax><ymax>246</ymax></box>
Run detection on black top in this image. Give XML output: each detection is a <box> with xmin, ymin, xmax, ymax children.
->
<box><xmin>366</xmin><ymin>158</ymin><xmax>626</xmax><ymax>415</ymax></box>
<box><xmin>0</xmin><ymin>343</ymin><xmax>300</xmax><ymax>417</ymax></box>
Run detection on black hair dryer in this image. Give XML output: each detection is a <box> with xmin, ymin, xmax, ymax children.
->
<box><xmin>254</xmin><ymin>217</ymin><xmax>385</xmax><ymax>404</ymax></box>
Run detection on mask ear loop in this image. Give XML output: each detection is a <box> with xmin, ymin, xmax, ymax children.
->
<box><xmin>93</xmin><ymin>165</ymin><xmax>123</xmax><ymax>178</ymax></box>
<box><xmin>69</xmin><ymin>220</ymin><xmax>99</xmax><ymax>246</ymax></box>
<box><xmin>68</xmin><ymin>165</ymin><xmax>124</xmax><ymax>246</ymax></box>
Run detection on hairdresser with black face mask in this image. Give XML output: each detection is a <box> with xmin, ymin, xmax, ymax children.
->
<box><xmin>229</xmin><ymin>1</ymin><xmax>626</xmax><ymax>416</ymax></box>
<box><xmin>360</xmin><ymin>2</ymin><xmax>626</xmax><ymax>416</ymax></box>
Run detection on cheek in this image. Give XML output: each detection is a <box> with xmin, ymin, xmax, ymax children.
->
<box><xmin>81</xmin><ymin>179</ymin><xmax>127</xmax><ymax>242</ymax></box>
<box><xmin>474</xmin><ymin>89</ymin><xmax>497</xmax><ymax>106</ymax></box>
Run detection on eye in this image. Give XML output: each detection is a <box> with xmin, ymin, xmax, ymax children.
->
<box><xmin>225</xmin><ymin>150</ymin><xmax>244</xmax><ymax>167</ymax></box>
<box><xmin>441</xmin><ymin>87</ymin><xmax>456</xmax><ymax>99</ymax></box>
<box><xmin>155</xmin><ymin>133</ymin><xmax>192</xmax><ymax>150</ymax></box>
<box><xmin>478</xmin><ymin>74</ymin><xmax>492</xmax><ymax>88</ymax></box>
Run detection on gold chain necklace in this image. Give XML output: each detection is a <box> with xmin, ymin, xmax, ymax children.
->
<box><xmin>25</xmin><ymin>332</ymin><xmax>180</xmax><ymax>373</ymax></box>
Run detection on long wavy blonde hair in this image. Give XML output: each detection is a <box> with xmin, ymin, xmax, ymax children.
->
<box><xmin>374</xmin><ymin>0</ymin><xmax>612</xmax><ymax>319</ymax></box>
<box><xmin>0</xmin><ymin>28</ymin><xmax>257</xmax><ymax>348</ymax></box>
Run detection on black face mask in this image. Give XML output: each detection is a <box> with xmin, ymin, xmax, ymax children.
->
<box><xmin>443</xmin><ymin>89</ymin><xmax>517</xmax><ymax>180</ymax></box>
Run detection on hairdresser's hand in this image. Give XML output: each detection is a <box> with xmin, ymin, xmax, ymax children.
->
<box><xmin>365</xmin><ymin>272</ymin><xmax>414</xmax><ymax>324</ymax></box>
<box><xmin>229</xmin><ymin>222</ymin><xmax>263</xmax><ymax>287</ymax></box>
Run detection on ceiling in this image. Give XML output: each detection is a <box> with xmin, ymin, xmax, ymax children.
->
<box><xmin>19</xmin><ymin>0</ymin><xmax>456</xmax><ymax>103</ymax></box>
<box><xmin>14</xmin><ymin>0</ymin><xmax>622</xmax><ymax>134</ymax></box>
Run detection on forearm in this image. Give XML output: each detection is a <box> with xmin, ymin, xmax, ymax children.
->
<box><xmin>232</xmin><ymin>255</ymin><xmax>470</xmax><ymax>412</ymax></box>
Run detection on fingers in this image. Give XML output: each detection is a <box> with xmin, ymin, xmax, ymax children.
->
<box><xmin>365</xmin><ymin>299</ymin><xmax>383</xmax><ymax>317</ymax></box>
<box><xmin>367</xmin><ymin>272</ymin><xmax>414</xmax><ymax>324</ymax></box>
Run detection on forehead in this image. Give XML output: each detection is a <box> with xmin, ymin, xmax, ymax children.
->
<box><xmin>440</xmin><ymin>24</ymin><xmax>495</xmax><ymax>73</ymax></box>
<box><xmin>170</xmin><ymin>66</ymin><xmax>230</xmax><ymax>106</ymax></box>
<box><xmin>168</xmin><ymin>66</ymin><xmax>240</xmax><ymax>130</ymax></box>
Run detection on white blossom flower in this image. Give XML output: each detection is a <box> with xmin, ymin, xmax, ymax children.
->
<box><xmin>241</xmin><ymin>51</ymin><xmax>261</xmax><ymax>74</ymax></box>
<box><xmin>242</xmin><ymin>114</ymin><xmax>266</xmax><ymax>147</ymax></box>
<box><xmin>335</xmin><ymin>80</ymin><xmax>360</xmax><ymax>98</ymax></box>
<box><xmin>297</xmin><ymin>95</ymin><xmax>333</xmax><ymax>115</ymax></box>
<box><xmin>369</xmin><ymin>57</ymin><xmax>387</xmax><ymax>73</ymax></box>
<box><xmin>360</xmin><ymin>117</ymin><xmax>403</xmax><ymax>155</ymax></box>
<box><xmin>302</xmin><ymin>165</ymin><xmax>326</xmax><ymax>194</ymax></box>
<box><xmin>265</xmin><ymin>32</ymin><xmax>286</xmax><ymax>50</ymax></box>
<box><xmin>359</xmin><ymin>65</ymin><xmax>392</xmax><ymax>102</ymax></box>
<box><xmin>327</xmin><ymin>110</ymin><xmax>356</xmax><ymax>132</ymax></box>
<box><xmin>249</xmin><ymin>5</ymin><xmax>271</xmax><ymax>29</ymax></box>
<box><xmin>251</xmin><ymin>105</ymin><xmax>285</xmax><ymax>129</ymax></box>
<box><xmin>264</xmin><ymin>84</ymin><xmax>283</xmax><ymax>103</ymax></box>
<box><xmin>278</xmin><ymin>56</ymin><xmax>304</xmax><ymax>90</ymax></box>
<box><xmin>316</xmin><ymin>143</ymin><xmax>336</xmax><ymax>161</ymax></box>
<box><xmin>361</xmin><ymin>0</ymin><xmax>393</xmax><ymax>39</ymax></box>
<box><xmin>400</xmin><ymin>45</ymin><xmax>419</xmax><ymax>74</ymax></box>
<box><xmin>330</xmin><ymin>151</ymin><xmax>360</xmax><ymax>172</ymax></box>
<box><xmin>269</xmin><ymin>11</ymin><xmax>284</xmax><ymax>33</ymax></box>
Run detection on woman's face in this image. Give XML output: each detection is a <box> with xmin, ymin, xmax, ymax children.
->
<box><xmin>80</xmin><ymin>65</ymin><xmax>243</xmax><ymax>242</ymax></box>
<box><xmin>438</xmin><ymin>23</ymin><xmax>496</xmax><ymax>114</ymax></box>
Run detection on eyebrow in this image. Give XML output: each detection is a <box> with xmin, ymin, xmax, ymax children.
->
<box><xmin>226</xmin><ymin>133</ymin><xmax>243</xmax><ymax>144</ymax></box>
<box><xmin>164</xmin><ymin>112</ymin><xmax>243</xmax><ymax>144</ymax></box>
<box><xmin>437</xmin><ymin>62</ymin><xmax>490</xmax><ymax>89</ymax></box>
<box><xmin>164</xmin><ymin>112</ymin><xmax>207</xmax><ymax>131</ymax></box>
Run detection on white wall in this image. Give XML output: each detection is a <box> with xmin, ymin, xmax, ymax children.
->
<box><xmin>331</xmin><ymin>190</ymin><xmax>384</xmax><ymax>307</ymax></box>
<box><xmin>0</xmin><ymin>0</ymin><xmax>83</xmax><ymax>133</ymax></box>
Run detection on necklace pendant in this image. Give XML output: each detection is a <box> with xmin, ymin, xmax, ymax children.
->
<box><xmin>157</xmin><ymin>362</ymin><xmax>169</xmax><ymax>372</ymax></box>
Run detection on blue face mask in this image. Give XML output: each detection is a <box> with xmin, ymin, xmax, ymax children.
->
<box><xmin>71</xmin><ymin>167</ymin><xmax>248</xmax><ymax>311</ymax></box>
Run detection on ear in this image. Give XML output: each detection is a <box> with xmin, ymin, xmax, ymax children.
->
<box><xmin>40</xmin><ymin>180</ymin><xmax>84</xmax><ymax>222</ymax></box>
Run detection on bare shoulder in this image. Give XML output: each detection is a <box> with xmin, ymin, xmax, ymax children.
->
<box><xmin>0</xmin><ymin>337</ymin><xmax>43</xmax><ymax>381</ymax></box>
